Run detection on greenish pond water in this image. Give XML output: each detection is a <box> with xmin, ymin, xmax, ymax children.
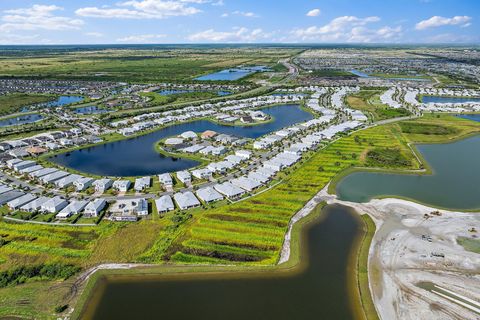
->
<box><xmin>336</xmin><ymin>135</ymin><xmax>480</xmax><ymax>210</ymax></box>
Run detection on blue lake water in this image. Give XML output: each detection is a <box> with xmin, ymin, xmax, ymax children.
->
<box><xmin>75</xmin><ymin>106</ymin><xmax>109</xmax><ymax>114</ymax></box>
<box><xmin>41</xmin><ymin>95</ymin><xmax>84</xmax><ymax>108</ymax></box>
<box><xmin>195</xmin><ymin>66</ymin><xmax>270</xmax><ymax>81</ymax></box>
<box><xmin>158</xmin><ymin>89</ymin><xmax>232</xmax><ymax>96</ymax></box>
<box><xmin>0</xmin><ymin>114</ymin><xmax>43</xmax><ymax>127</ymax></box>
<box><xmin>422</xmin><ymin>96</ymin><xmax>480</xmax><ymax>104</ymax></box>
<box><xmin>349</xmin><ymin>69</ymin><xmax>370</xmax><ymax>78</ymax></box>
<box><xmin>50</xmin><ymin>104</ymin><xmax>313</xmax><ymax>177</ymax></box>
<box><xmin>457</xmin><ymin>114</ymin><xmax>480</xmax><ymax>122</ymax></box>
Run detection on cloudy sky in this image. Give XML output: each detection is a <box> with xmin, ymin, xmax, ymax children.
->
<box><xmin>0</xmin><ymin>0</ymin><xmax>478</xmax><ymax>44</ymax></box>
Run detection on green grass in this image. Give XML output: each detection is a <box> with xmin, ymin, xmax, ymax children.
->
<box><xmin>457</xmin><ymin>236</ymin><xmax>480</xmax><ymax>253</ymax></box>
<box><xmin>399</xmin><ymin>121</ymin><xmax>458</xmax><ymax>135</ymax></box>
<box><xmin>310</xmin><ymin>69</ymin><xmax>358</xmax><ymax>77</ymax></box>
<box><xmin>347</xmin><ymin>89</ymin><xmax>410</xmax><ymax>121</ymax></box>
<box><xmin>0</xmin><ymin>48</ymin><xmax>298</xmax><ymax>82</ymax></box>
<box><xmin>0</xmin><ymin>93</ymin><xmax>55</xmax><ymax>116</ymax></box>
<box><xmin>366</xmin><ymin>147</ymin><xmax>411</xmax><ymax>168</ymax></box>
<box><xmin>355</xmin><ymin>215</ymin><xmax>380</xmax><ymax>320</ymax></box>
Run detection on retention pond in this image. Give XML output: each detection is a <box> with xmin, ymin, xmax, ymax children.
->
<box><xmin>50</xmin><ymin>104</ymin><xmax>313</xmax><ymax>176</ymax></box>
<box><xmin>80</xmin><ymin>204</ymin><xmax>363</xmax><ymax>320</ymax></box>
<box><xmin>336</xmin><ymin>134</ymin><xmax>480</xmax><ymax>210</ymax></box>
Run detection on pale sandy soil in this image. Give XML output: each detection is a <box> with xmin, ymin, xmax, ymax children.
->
<box><xmin>325</xmin><ymin>192</ymin><xmax>480</xmax><ymax>320</ymax></box>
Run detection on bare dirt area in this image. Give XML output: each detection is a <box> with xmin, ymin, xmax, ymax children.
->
<box><xmin>322</xmin><ymin>189</ymin><xmax>480</xmax><ymax>320</ymax></box>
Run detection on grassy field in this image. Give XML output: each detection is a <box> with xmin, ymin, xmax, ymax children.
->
<box><xmin>457</xmin><ymin>236</ymin><xmax>480</xmax><ymax>254</ymax></box>
<box><xmin>1</xmin><ymin>114</ymin><xmax>480</xmax><ymax>318</ymax></box>
<box><xmin>0</xmin><ymin>93</ymin><xmax>55</xmax><ymax>116</ymax></box>
<box><xmin>346</xmin><ymin>89</ymin><xmax>411</xmax><ymax>121</ymax></box>
<box><xmin>0</xmin><ymin>48</ymin><xmax>298</xmax><ymax>82</ymax></box>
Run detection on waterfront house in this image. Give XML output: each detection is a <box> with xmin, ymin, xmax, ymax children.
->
<box><xmin>93</xmin><ymin>179</ymin><xmax>113</xmax><ymax>193</ymax></box>
<box><xmin>191</xmin><ymin>168</ymin><xmax>212</xmax><ymax>180</ymax></box>
<box><xmin>158</xmin><ymin>173</ymin><xmax>173</xmax><ymax>188</ymax></box>
<box><xmin>74</xmin><ymin>177</ymin><xmax>95</xmax><ymax>191</ymax></box>
<box><xmin>176</xmin><ymin>171</ymin><xmax>191</xmax><ymax>185</ymax></box>
<box><xmin>113</xmin><ymin>180</ymin><xmax>131</xmax><ymax>192</ymax></box>
<box><xmin>40</xmin><ymin>171</ymin><xmax>70</xmax><ymax>185</ymax></box>
<box><xmin>134</xmin><ymin>176</ymin><xmax>151</xmax><ymax>192</ymax></box>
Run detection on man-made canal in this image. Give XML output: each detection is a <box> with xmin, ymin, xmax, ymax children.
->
<box><xmin>50</xmin><ymin>104</ymin><xmax>313</xmax><ymax>176</ymax></box>
<box><xmin>81</xmin><ymin>204</ymin><xmax>363</xmax><ymax>320</ymax></box>
<box><xmin>336</xmin><ymin>134</ymin><xmax>480</xmax><ymax>210</ymax></box>
<box><xmin>422</xmin><ymin>96</ymin><xmax>480</xmax><ymax>104</ymax></box>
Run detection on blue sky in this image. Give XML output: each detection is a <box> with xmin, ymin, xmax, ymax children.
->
<box><xmin>0</xmin><ymin>0</ymin><xmax>478</xmax><ymax>44</ymax></box>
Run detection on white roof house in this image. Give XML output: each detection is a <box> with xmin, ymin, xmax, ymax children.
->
<box><xmin>155</xmin><ymin>195</ymin><xmax>175</xmax><ymax>213</ymax></box>
<box><xmin>214</xmin><ymin>182</ymin><xmax>245</xmax><ymax>199</ymax></box>
<box><xmin>235</xmin><ymin>150</ymin><xmax>252</xmax><ymax>159</ymax></box>
<box><xmin>180</xmin><ymin>131</ymin><xmax>197</xmax><ymax>139</ymax></box>
<box><xmin>134</xmin><ymin>176</ymin><xmax>151</xmax><ymax>191</ymax></box>
<box><xmin>54</xmin><ymin>174</ymin><xmax>82</xmax><ymax>189</ymax></box>
<box><xmin>113</xmin><ymin>180</ymin><xmax>131</xmax><ymax>192</ymax></box>
<box><xmin>165</xmin><ymin>137</ymin><xmax>184</xmax><ymax>146</ymax></box>
<box><xmin>191</xmin><ymin>168</ymin><xmax>212</xmax><ymax>180</ymax></box>
<box><xmin>174</xmin><ymin>191</ymin><xmax>200</xmax><ymax>210</ymax></box>
<box><xmin>0</xmin><ymin>185</ymin><xmax>13</xmax><ymax>194</ymax></box>
<box><xmin>196</xmin><ymin>187</ymin><xmax>223</xmax><ymax>203</ymax></box>
<box><xmin>225</xmin><ymin>155</ymin><xmax>243</xmax><ymax>165</ymax></box>
<box><xmin>109</xmin><ymin>198</ymin><xmax>148</xmax><ymax>217</ymax></box>
<box><xmin>19</xmin><ymin>165</ymin><xmax>43</xmax><ymax>174</ymax></box>
<box><xmin>231</xmin><ymin>176</ymin><xmax>262</xmax><ymax>191</ymax></box>
<box><xmin>248</xmin><ymin>172</ymin><xmax>270</xmax><ymax>184</ymax></box>
<box><xmin>6</xmin><ymin>158</ymin><xmax>22</xmax><ymax>169</ymax></box>
<box><xmin>7</xmin><ymin>193</ymin><xmax>36</xmax><ymax>210</ymax></box>
<box><xmin>74</xmin><ymin>177</ymin><xmax>94</xmax><ymax>191</ymax></box>
<box><xmin>176</xmin><ymin>171</ymin><xmax>191</xmax><ymax>184</ymax></box>
<box><xmin>56</xmin><ymin>200</ymin><xmax>88</xmax><ymax>219</ymax></box>
<box><xmin>41</xmin><ymin>196</ymin><xmax>68</xmax><ymax>213</ymax></box>
<box><xmin>20</xmin><ymin>196</ymin><xmax>50</xmax><ymax>212</ymax></box>
<box><xmin>40</xmin><ymin>171</ymin><xmax>70</xmax><ymax>184</ymax></box>
<box><xmin>12</xmin><ymin>160</ymin><xmax>36</xmax><ymax>172</ymax></box>
<box><xmin>93</xmin><ymin>179</ymin><xmax>113</xmax><ymax>192</ymax></box>
<box><xmin>158</xmin><ymin>173</ymin><xmax>173</xmax><ymax>186</ymax></box>
<box><xmin>84</xmin><ymin>199</ymin><xmax>107</xmax><ymax>217</ymax></box>
<box><xmin>30</xmin><ymin>167</ymin><xmax>58</xmax><ymax>178</ymax></box>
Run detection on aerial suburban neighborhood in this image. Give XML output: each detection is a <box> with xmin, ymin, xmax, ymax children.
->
<box><xmin>0</xmin><ymin>1</ymin><xmax>479</xmax><ymax>320</ymax></box>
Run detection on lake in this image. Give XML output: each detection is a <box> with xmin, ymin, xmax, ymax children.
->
<box><xmin>457</xmin><ymin>114</ymin><xmax>480</xmax><ymax>122</ymax></box>
<box><xmin>336</xmin><ymin>135</ymin><xmax>480</xmax><ymax>210</ymax></box>
<box><xmin>80</xmin><ymin>204</ymin><xmax>363</xmax><ymax>320</ymax></box>
<box><xmin>422</xmin><ymin>96</ymin><xmax>480</xmax><ymax>104</ymax></box>
<box><xmin>195</xmin><ymin>66</ymin><xmax>270</xmax><ymax>81</ymax></box>
<box><xmin>158</xmin><ymin>89</ymin><xmax>232</xmax><ymax>96</ymax></box>
<box><xmin>50</xmin><ymin>104</ymin><xmax>313</xmax><ymax>177</ymax></box>
<box><xmin>0</xmin><ymin>114</ymin><xmax>43</xmax><ymax>127</ymax></box>
<box><xmin>75</xmin><ymin>106</ymin><xmax>109</xmax><ymax>114</ymax></box>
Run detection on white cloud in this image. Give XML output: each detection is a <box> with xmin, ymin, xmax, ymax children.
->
<box><xmin>76</xmin><ymin>0</ymin><xmax>202</xmax><ymax>19</ymax></box>
<box><xmin>117</xmin><ymin>34</ymin><xmax>167</xmax><ymax>43</ymax></box>
<box><xmin>0</xmin><ymin>5</ymin><xmax>83</xmax><ymax>32</ymax></box>
<box><xmin>291</xmin><ymin>16</ymin><xmax>402</xmax><ymax>43</ymax></box>
<box><xmin>306</xmin><ymin>9</ymin><xmax>321</xmax><ymax>17</ymax></box>
<box><xmin>188</xmin><ymin>27</ymin><xmax>271</xmax><ymax>42</ymax></box>
<box><xmin>222</xmin><ymin>11</ymin><xmax>259</xmax><ymax>18</ymax></box>
<box><xmin>85</xmin><ymin>32</ymin><xmax>104</xmax><ymax>37</ymax></box>
<box><xmin>415</xmin><ymin>16</ymin><xmax>471</xmax><ymax>30</ymax></box>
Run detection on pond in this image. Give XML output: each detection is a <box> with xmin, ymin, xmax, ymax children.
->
<box><xmin>80</xmin><ymin>204</ymin><xmax>363</xmax><ymax>320</ymax></box>
<box><xmin>422</xmin><ymin>96</ymin><xmax>480</xmax><ymax>104</ymax></box>
<box><xmin>336</xmin><ymin>135</ymin><xmax>480</xmax><ymax>210</ymax></box>
<box><xmin>158</xmin><ymin>89</ymin><xmax>232</xmax><ymax>96</ymax></box>
<box><xmin>195</xmin><ymin>66</ymin><xmax>270</xmax><ymax>81</ymax></box>
<box><xmin>457</xmin><ymin>114</ymin><xmax>480</xmax><ymax>122</ymax></box>
<box><xmin>75</xmin><ymin>106</ymin><xmax>109</xmax><ymax>114</ymax></box>
<box><xmin>50</xmin><ymin>104</ymin><xmax>313</xmax><ymax>177</ymax></box>
<box><xmin>0</xmin><ymin>114</ymin><xmax>43</xmax><ymax>127</ymax></box>
<box><xmin>350</xmin><ymin>69</ymin><xmax>370</xmax><ymax>78</ymax></box>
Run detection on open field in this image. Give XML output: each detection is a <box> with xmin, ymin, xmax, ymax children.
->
<box><xmin>0</xmin><ymin>47</ymin><xmax>299</xmax><ymax>82</ymax></box>
<box><xmin>0</xmin><ymin>93</ymin><xmax>55</xmax><ymax>116</ymax></box>
<box><xmin>346</xmin><ymin>89</ymin><xmax>411</xmax><ymax>121</ymax></box>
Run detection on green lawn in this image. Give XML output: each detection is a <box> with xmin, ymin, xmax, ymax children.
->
<box><xmin>0</xmin><ymin>93</ymin><xmax>55</xmax><ymax>116</ymax></box>
<box><xmin>347</xmin><ymin>89</ymin><xmax>410</xmax><ymax>121</ymax></box>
